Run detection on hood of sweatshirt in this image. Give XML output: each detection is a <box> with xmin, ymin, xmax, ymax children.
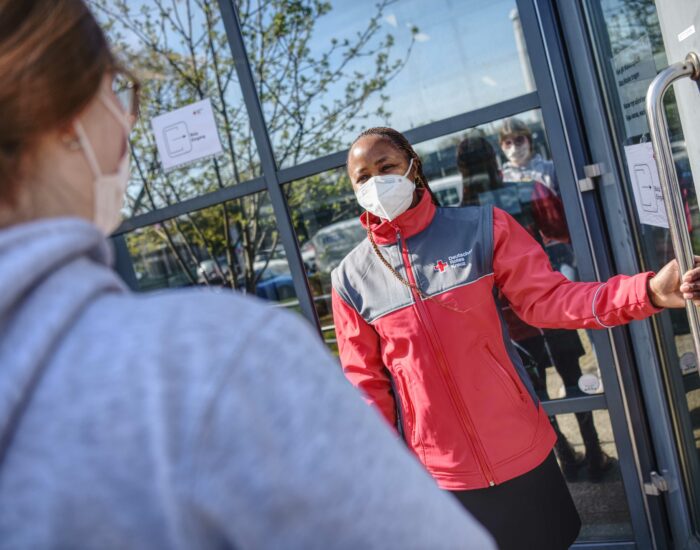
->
<box><xmin>0</xmin><ymin>218</ymin><xmax>126</xmax><ymax>460</ymax></box>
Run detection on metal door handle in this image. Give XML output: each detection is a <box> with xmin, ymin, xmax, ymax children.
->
<box><xmin>645</xmin><ymin>51</ymin><xmax>700</xmax><ymax>373</ymax></box>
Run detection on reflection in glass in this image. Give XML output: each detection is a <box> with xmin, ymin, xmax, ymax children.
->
<box><xmin>125</xmin><ymin>192</ymin><xmax>297</xmax><ymax>307</ymax></box>
<box><xmin>239</xmin><ymin>0</ymin><xmax>535</xmax><ymax>167</ymax></box>
<box><xmin>286</xmin><ymin>170</ymin><xmax>363</xmax><ymax>352</ymax></box>
<box><xmin>555</xmin><ymin>410</ymin><xmax>633</xmax><ymax>541</ymax></box>
<box><xmin>92</xmin><ymin>0</ymin><xmax>260</xmax><ymax>216</ymax></box>
<box><xmin>414</xmin><ymin>111</ymin><xmax>613</xmax><ymax>501</ymax></box>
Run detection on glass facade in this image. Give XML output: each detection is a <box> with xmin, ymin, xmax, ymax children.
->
<box><xmin>236</xmin><ymin>0</ymin><xmax>535</xmax><ymax>167</ymax></box>
<box><xmin>92</xmin><ymin>0</ymin><xmax>261</xmax><ymax>217</ymax></box>
<box><xmin>106</xmin><ymin>1</ymin><xmax>700</xmax><ymax>545</ymax></box>
<box><xmin>125</xmin><ymin>192</ymin><xmax>298</xmax><ymax>306</ymax></box>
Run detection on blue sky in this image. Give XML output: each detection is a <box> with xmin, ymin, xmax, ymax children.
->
<box><xmin>97</xmin><ymin>0</ymin><xmax>534</xmax><ymax>167</ymax></box>
<box><xmin>302</xmin><ymin>0</ymin><xmax>531</xmax><ymax>141</ymax></box>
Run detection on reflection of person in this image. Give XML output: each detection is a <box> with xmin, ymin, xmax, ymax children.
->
<box><xmin>332</xmin><ymin>126</ymin><xmax>700</xmax><ymax>550</ymax></box>
<box><xmin>0</xmin><ymin>3</ymin><xmax>496</xmax><ymax>548</ymax></box>
<box><xmin>499</xmin><ymin>118</ymin><xmax>575</xmax><ymax>277</ymax></box>
<box><xmin>500</xmin><ymin>117</ymin><xmax>559</xmax><ymax>193</ymax></box>
<box><xmin>457</xmin><ymin>130</ymin><xmax>613</xmax><ymax>481</ymax></box>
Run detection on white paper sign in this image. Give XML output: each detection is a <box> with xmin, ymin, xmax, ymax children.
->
<box><xmin>624</xmin><ymin>142</ymin><xmax>669</xmax><ymax>228</ymax></box>
<box><xmin>611</xmin><ymin>37</ymin><xmax>657</xmax><ymax>138</ymax></box>
<box><xmin>151</xmin><ymin>98</ymin><xmax>223</xmax><ymax>171</ymax></box>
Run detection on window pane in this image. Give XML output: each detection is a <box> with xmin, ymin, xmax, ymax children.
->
<box><xmin>415</xmin><ymin>110</ymin><xmax>603</xmax><ymax>402</ymax></box>
<box><xmin>125</xmin><ymin>192</ymin><xmax>298</xmax><ymax>308</ymax></box>
<box><xmin>554</xmin><ymin>410</ymin><xmax>633</xmax><ymax>541</ymax></box>
<box><xmin>238</xmin><ymin>0</ymin><xmax>535</xmax><ymax>168</ymax></box>
<box><xmin>288</xmin><ymin>111</ymin><xmax>610</xmax><ymax>388</ymax></box>
<box><xmin>92</xmin><ymin>1</ymin><xmax>261</xmax><ymax>217</ymax></box>
<box><xmin>287</xmin><ymin>168</ymin><xmax>362</xmax><ymax>353</ymax></box>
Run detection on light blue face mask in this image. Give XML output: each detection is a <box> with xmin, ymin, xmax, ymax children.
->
<box><xmin>355</xmin><ymin>158</ymin><xmax>415</xmax><ymax>221</ymax></box>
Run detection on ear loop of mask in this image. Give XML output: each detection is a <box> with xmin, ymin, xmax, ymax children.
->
<box><xmin>73</xmin><ymin>122</ymin><xmax>101</xmax><ymax>177</ymax></box>
<box><xmin>73</xmin><ymin>93</ymin><xmax>131</xmax><ymax>177</ymax></box>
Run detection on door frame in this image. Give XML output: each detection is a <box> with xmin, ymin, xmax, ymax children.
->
<box><xmin>516</xmin><ymin>0</ymin><xmax>669</xmax><ymax>546</ymax></box>
<box><xmin>551</xmin><ymin>0</ymin><xmax>700</xmax><ymax>547</ymax></box>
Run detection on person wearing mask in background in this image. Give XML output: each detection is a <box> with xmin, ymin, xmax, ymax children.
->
<box><xmin>332</xmin><ymin>126</ymin><xmax>700</xmax><ymax>549</ymax></box>
<box><xmin>500</xmin><ymin>117</ymin><xmax>559</xmax><ymax>194</ymax></box>
<box><xmin>0</xmin><ymin>2</ymin><xmax>497</xmax><ymax>548</ymax></box>
<box><xmin>499</xmin><ymin>118</ymin><xmax>615</xmax><ymax>479</ymax></box>
<box><xmin>499</xmin><ymin>117</ymin><xmax>575</xmax><ymax>280</ymax></box>
<box><xmin>456</xmin><ymin>130</ymin><xmax>614</xmax><ymax>482</ymax></box>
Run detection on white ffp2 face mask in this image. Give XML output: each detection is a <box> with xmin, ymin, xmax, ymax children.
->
<box><xmin>74</xmin><ymin>93</ymin><xmax>131</xmax><ymax>235</ymax></box>
<box><xmin>355</xmin><ymin>158</ymin><xmax>416</xmax><ymax>221</ymax></box>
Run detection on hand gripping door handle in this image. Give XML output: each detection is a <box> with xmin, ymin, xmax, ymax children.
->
<box><xmin>645</xmin><ymin>51</ymin><xmax>700</xmax><ymax>376</ymax></box>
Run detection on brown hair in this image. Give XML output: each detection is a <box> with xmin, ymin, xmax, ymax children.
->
<box><xmin>498</xmin><ymin>118</ymin><xmax>532</xmax><ymax>143</ymax></box>
<box><xmin>348</xmin><ymin>127</ymin><xmax>439</xmax><ymax>206</ymax></box>
<box><xmin>0</xmin><ymin>0</ymin><xmax>114</xmax><ymax>203</ymax></box>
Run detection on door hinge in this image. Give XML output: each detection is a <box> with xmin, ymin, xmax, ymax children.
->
<box><xmin>577</xmin><ymin>162</ymin><xmax>606</xmax><ymax>192</ymax></box>
<box><xmin>644</xmin><ymin>471</ymin><xmax>670</xmax><ymax>495</ymax></box>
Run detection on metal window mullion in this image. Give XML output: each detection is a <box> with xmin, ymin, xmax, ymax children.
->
<box><xmin>541</xmin><ymin>394</ymin><xmax>607</xmax><ymax>416</ymax></box>
<box><xmin>111</xmin><ymin>234</ymin><xmax>139</xmax><ymax>290</ymax></box>
<box><xmin>115</xmin><ymin>176</ymin><xmax>267</xmax><ymax>235</ymax></box>
<box><xmin>275</xmin><ymin>92</ymin><xmax>541</xmax><ymax>185</ymax></box>
<box><xmin>217</xmin><ymin>0</ymin><xmax>320</xmax><ymax>332</ymax></box>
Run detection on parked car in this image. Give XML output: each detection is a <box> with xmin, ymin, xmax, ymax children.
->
<box><xmin>429</xmin><ymin>174</ymin><xmax>464</xmax><ymax>206</ymax></box>
<box><xmin>196</xmin><ymin>257</ymin><xmax>230</xmax><ymax>285</ymax></box>
<box><xmin>303</xmin><ymin>218</ymin><xmax>366</xmax><ymax>274</ymax></box>
<box><xmin>253</xmin><ymin>258</ymin><xmax>296</xmax><ymax>302</ymax></box>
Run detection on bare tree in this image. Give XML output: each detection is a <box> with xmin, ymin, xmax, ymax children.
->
<box><xmin>92</xmin><ymin>0</ymin><xmax>416</xmax><ymax>294</ymax></box>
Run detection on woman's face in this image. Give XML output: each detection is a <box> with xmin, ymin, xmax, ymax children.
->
<box><xmin>500</xmin><ymin>134</ymin><xmax>531</xmax><ymax>166</ymax></box>
<box><xmin>347</xmin><ymin>135</ymin><xmax>415</xmax><ymax>193</ymax></box>
<box><xmin>12</xmin><ymin>73</ymin><xmax>132</xmax><ymax>224</ymax></box>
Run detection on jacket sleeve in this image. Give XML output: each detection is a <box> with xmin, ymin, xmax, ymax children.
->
<box><xmin>492</xmin><ymin>207</ymin><xmax>661</xmax><ymax>329</ymax></box>
<box><xmin>331</xmin><ymin>288</ymin><xmax>396</xmax><ymax>427</ymax></box>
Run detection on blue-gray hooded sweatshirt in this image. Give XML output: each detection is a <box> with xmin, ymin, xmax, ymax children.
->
<box><xmin>0</xmin><ymin>218</ymin><xmax>493</xmax><ymax>549</ymax></box>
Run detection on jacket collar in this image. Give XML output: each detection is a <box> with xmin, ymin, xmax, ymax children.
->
<box><xmin>359</xmin><ymin>189</ymin><xmax>436</xmax><ymax>245</ymax></box>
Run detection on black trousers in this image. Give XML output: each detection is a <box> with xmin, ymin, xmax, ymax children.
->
<box><xmin>450</xmin><ymin>453</ymin><xmax>581</xmax><ymax>550</ymax></box>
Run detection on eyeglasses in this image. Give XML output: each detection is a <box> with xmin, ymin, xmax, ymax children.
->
<box><xmin>501</xmin><ymin>135</ymin><xmax>528</xmax><ymax>148</ymax></box>
<box><xmin>111</xmin><ymin>67</ymin><xmax>140</xmax><ymax>119</ymax></box>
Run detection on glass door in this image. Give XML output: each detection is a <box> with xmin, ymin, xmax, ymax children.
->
<box><xmin>579</xmin><ymin>0</ymin><xmax>700</xmax><ymax>545</ymax></box>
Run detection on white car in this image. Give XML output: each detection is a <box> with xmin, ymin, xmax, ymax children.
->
<box><xmin>303</xmin><ymin>218</ymin><xmax>366</xmax><ymax>274</ymax></box>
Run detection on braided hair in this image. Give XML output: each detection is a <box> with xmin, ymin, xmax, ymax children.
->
<box><xmin>348</xmin><ymin>127</ymin><xmax>439</xmax><ymax>206</ymax></box>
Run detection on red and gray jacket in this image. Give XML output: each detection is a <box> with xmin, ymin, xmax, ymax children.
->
<box><xmin>331</xmin><ymin>190</ymin><xmax>660</xmax><ymax>491</ymax></box>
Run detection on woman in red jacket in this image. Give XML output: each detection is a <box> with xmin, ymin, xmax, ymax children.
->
<box><xmin>331</xmin><ymin>127</ymin><xmax>700</xmax><ymax>550</ymax></box>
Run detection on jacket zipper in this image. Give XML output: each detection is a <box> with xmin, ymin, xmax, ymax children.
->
<box><xmin>394</xmin><ymin>228</ymin><xmax>496</xmax><ymax>487</ymax></box>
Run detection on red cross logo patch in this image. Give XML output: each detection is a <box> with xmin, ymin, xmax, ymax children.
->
<box><xmin>433</xmin><ymin>260</ymin><xmax>449</xmax><ymax>273</ymax></box>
